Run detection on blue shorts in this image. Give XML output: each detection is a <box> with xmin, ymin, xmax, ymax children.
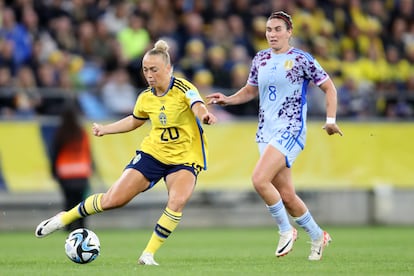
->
<box><xmin>125</xmin><ymin>151</ymin><xmax>201</xmax><ymax>191</ymax></box>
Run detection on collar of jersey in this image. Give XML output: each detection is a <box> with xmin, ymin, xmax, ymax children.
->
<box><xmin>151</xmin><ymin>76</ymin><xmax>175</xmax><ymax>96</ymax></box>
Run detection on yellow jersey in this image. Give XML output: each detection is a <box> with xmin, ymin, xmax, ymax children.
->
<box><xmin>133</xmin><ymin>76</ymin><xmax>208</xmax><ymax>169</ymax></box>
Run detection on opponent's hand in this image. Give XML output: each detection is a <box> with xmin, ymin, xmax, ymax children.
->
<box><xmin>323</xmin><ymin>123</ymin><xmax>343</xmax><ymax>136</ymax></box>
<box><xmin>206</xmin><ymin>93</ymin><xmax>228</xmax><ymax>106</ymax></box>
<box><xmin>92</xmin><ymin>123</ymin><xmax>105</xmax><ymax>136</ymax></box>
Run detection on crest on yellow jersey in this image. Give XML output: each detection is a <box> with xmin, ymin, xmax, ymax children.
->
<box><xmin>159</xmin><ymin>112</ymin><xmax>167</xmax><ymax>125</ymax></box>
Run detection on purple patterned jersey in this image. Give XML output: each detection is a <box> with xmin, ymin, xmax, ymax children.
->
<box><xmin>247</xmin><ymin>47</ymin><xmax>329</xmax><ymax>148</ymax></box>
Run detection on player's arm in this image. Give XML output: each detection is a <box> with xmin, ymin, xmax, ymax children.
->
<box><xmin>319</xmin><ymin>79</ymin><xmax>343</xmax><ymax>136</ymax></box>
<box><xmin>192</xmin><ymin>102</ymin><xmax>217</xmax><ymax>125</ymax></box>
<box><xmin>92</xmin><ymin>115</ymin><xmax>146</xmax><ymax>136</ymax></box>
<box><xmin>206</xmin><ymin>84</ymin><xmax>258</xmax><ymax>106</ymax></box>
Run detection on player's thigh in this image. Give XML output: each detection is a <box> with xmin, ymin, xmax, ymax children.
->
<box><xmin>102</xmin><ymin>168</ymin><xmax>150</xmax><ymax>209</ymax></box>
<box><xmin>165</xmin><ymin>169</ymin><xmax>196</xmax><ymax>211</ymax></box>
<box><xmin>253</xmin><ymin>143</ymin><xmax>286</xmax><ymax>185</ymax></box>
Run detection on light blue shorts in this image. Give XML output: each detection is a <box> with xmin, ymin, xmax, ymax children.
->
<box><xmin>258</xmin><ymin>131</ymin><xmax>304</xmax><ymax>168</ymax></box>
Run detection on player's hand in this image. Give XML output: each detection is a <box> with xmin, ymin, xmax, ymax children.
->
<box><xmin>206</xmin><ymin>93</ymin><xmax>228</xmax><ymax>106</ymax></box>
<box><xmin>202</xmin><ymin>112</ymin><xmax>217</xmax><ymax>125</ymax></box>
<box><xmin>92</xmin><ymin>123</ymin><xmax>105</xmax><ymax>136</ymax></box>
<box><xmin>323</xmin><ymin>123</ymin><xmax>343</xmax><ymax>136</ymax></box>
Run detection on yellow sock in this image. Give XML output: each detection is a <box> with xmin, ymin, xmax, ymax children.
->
<box><xmin>143</xmin><ymin>207</ymin><xmax>182</xmax><ymax>254</ymax></box>
<box><xmin>61</xmin><ymin>193</ymin><xmax>104</xmax><ymax>225</ymax></box>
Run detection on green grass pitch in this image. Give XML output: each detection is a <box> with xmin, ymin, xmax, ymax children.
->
<box><xmin>1</xmin><ymin>226</ymin><xmax>413</xmax><ymax>275</ymax></box>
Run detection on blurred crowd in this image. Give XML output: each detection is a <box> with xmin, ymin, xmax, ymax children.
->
<box><xmin>0</xmin><ymin>0</ymin><xmax>413</xmax><ymax>120</ymax></box>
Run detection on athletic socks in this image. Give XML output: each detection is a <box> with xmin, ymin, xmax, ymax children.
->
<box><xmin>267</xmin><ymin>199</ymin><xmax>292</xmax><ymax>233</ymax></box>
<box><xmin>143</xmin><ymin>207</ymin><xmax>182</xmax><ymax>254</ymax></box>
<box><xmin>61</xmin><ymin>193</ymin><xmax>104</xmax><ymax>226</ymax></box>
<box><xmin>294</xmin><ymin>210</ymin><xmax>323</xmax><ymax>241</ymax></box>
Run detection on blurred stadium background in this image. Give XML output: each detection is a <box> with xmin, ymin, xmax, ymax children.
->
<box><xmin>1</xmin><ymin>0</ymin><xmax>413</xmax><ymax>230</ymax></box>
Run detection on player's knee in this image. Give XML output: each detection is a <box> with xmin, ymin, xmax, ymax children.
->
<box><xmin>167</xmin><ymin>196</ymin><xmax>188</xmax><ymax>212</ymax></box>
<box><xmin>251</xmin><ymin>174</ymin><xmax>267</xmax><ymax>191</ymax></box>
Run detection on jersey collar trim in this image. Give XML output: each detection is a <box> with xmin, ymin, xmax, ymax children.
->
<box><xmin>151</xmin><ymin>76</ymin><xmax>175</xmax><ymax>97</ymax></box>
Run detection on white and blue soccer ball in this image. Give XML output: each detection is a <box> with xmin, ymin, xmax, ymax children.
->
<box><xmin>65</xmin><ymin>228</ymin><xmax>100</xmax><ymax>264</ymax></box>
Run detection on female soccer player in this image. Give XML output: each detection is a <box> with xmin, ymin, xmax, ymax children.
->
<box><xmin>207</xmin><ymin>11</ymin><xmax>343</xmax><ymax>261</ymax></box>
<box><xmin>36</xmin><ymin>39</ymin><xmax>217</xmax><ymax>266</ymax></box>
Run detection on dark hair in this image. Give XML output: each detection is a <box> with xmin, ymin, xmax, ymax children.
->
<box><xmin>268</xmin><ymin>11</ymin><xmax>293</xmax><ymax>30</ymax></box>
<box><xmin>53</xmin><ymin>101</ymin><xmax>84</xmax><ymax>148</ymax></box>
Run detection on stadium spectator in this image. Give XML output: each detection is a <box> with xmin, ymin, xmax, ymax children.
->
<box><xmin>199</xmin><ymin>0</ymin><xmax>230</xmax><ymax>25</ymax></box>
<box><xmin>192</xmin><ymin>68</ymin><xmax>234</xmax><ymax>121</ymax></box>
<box><xmin>76</xmin><ymin>20</ymin><xmax>99</xmax><ymax>61</ymax></box>
<box><xmin>404</xmin><ymin>73</ymin><xmax>414</xmax><ymax>101</ymax></box>
<box><xmin>230</xmin><ymin>0</ymin><xmax>255</xmax><ymax>28</ymax></box>
<box><xmin>321</xmin><ymin>0</ymin><xmax>350</xmax><ymax>38</ymax></box>
<box><xmin>405</xmin><ymin>44</ymin><xmax>414</xmax><ymax>77</ymax></box>
<box><xmin>49</xmin><ymin>15</ymin><xmax>77</xmax><ymax>53</ymax></box>
<box><xmin>385</xmin><ymin>17</ymin><xmax>408</xmax><ymax>54</ymax></box>
<box><xmin>389</xmin><ymin>0</ymin><xmax>414</xmax><ymax>25</ymax></box>
<box><xmin>101</xmin><ymin>0</ymin><xmax>130</xmax><ymax>35</ymax></box>
<box><xmin>383</xmin><ymin>46</ymin><xmax>411</xmax><ymax>87</ymax></box>
<box><xmin>206</xmin><ymin>17</ymin><xmax>234</xmax><ymax>52</ymax></box>
<box><xmin>0</xmin><ymin>64</ymin><xmax>14</xmax><ymax>116</ymax></box>
<box><xmin>50</xmin><ymin>102</ymin><xmax>93</xmax><ymax>232</ymax></box>
<box><xmin>0</xmin><ymin>7</ymin><xmax>32</xmax><ymax>75</ymax></box>
<box><xmin>0</xmin><ymin>39</ymin><xmax>14</xmax><ymax>74</ymax></box>
<box><xmin>337</xmin><ymin>76</ymin><xmax>373</xmax><ymax>118</ymax></box>
<box><xmin>117</xmin><ymin>11</ymin><xmax>150</xmax><ymax>62</ymax></box>
<box><xmin>67</xmin><ymin>0</ymin><xmax>107</xmax><ymax>24</ymax></box>
<box><xmin>292</xmin><ymin>0</ymin><xmax>328</xmax><ymax>41</ymax></box>
<box><xmin>227</xmin><ymin>14</ymin><xmax>256</xmax><ymax>57</ymax></box>
<box><xmin>228</xmin><ymin>44</ymin><xmax>252</xmax><ymax>70</ymax></box>
<box><xmin>35</xmin><ymin>39</ymin><xmax>217</xmax><ymax>266</ymax></box>
<box><xmin>117</xmin><ymin>11</ymin><xmax>151</xmax><ymax>87</ymax></box>
<box><xmin>0</xmin><ymin>64</ymin><xmax>12</xmax><ymax>88</ymax></box>
<box><xmin>367</xmin><ymin>0</ymin><xmax>390</xmax><ymax>23</ymax></box>
<box><xmin>33</xmin><ymin>0</ymin><xmax>70</xmax><ymax>29</ymax></box>
<box><xmin>311</xmin><ymin>36</ymin><xmax>341</xmax><ymax>82</ymax></box>
<box><xmin>101</xmin><ymin>67</ymin><xmax>137</xmax><ymax>118</ymax></box>
<box><xmin>144</xmin><ymin>0</ymin><xmax>177</xmax><ymax>39</ymax></box>
<box><xmin>250</xmin><ymin>16</ymin><xmax>268</xmax><ymax>52</ymax></box>
<box><xmin>403</xmin><ymin>21</ymin><xmax>414</xmax><ymax>47</ymax></box>
<box><xmin>207</xmin><ymin>11</ymin><xmax>342</xmax><ymax>261</ymax></box>
<box><xmin>35</xmin><ymin>62</ymin><xmax>64</xmax><ymax>115</ymax></box>
<box><xmin>21</xmin><ymin>6</ymin><xmax>42</xmax><ymax>42</ymax></box>
<box><xmin>175</xmin><ymin>12</ymin><xmax>207</xmax><ymax>57</ymax></box>
<box><xmin>205</xmin><ymin>45</ymin><xmax>232</xmax><ymax>89</ymax></box>
<box><xmin>13</xmin><ymin>65</ymin><xmax>41</xmax><ymax>118</ymax></box>
<box><xmin>340</xmin><ymin>48</ymin><xmax>365</xmax><ymax>85</ymax></box>
<box><xmin>178</xmin><ymin>38</ymin><xmax>207</xmax><ymax>80</ymax></box>
<box><xmin>93</xmin><ymin>17</ymin><xmax>118</xmax><ymax>68</ymax></box>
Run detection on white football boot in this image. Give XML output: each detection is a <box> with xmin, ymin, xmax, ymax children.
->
<box><xmin>275</xmin><ymin>227</ymin><xmax>298</xmax><ymax>257</ymax></box>
<box><xmin>308</xmin><ymin>231</ymin><xmax>332</xmax><ymax>261</ymax></box>
<box><xmin>35</xmin><ymin>212</ymin><xmax>66</xmax><ymax>238</ymax></box>
<box><xmin>138</xmin><ymin>252</ymin><xmax>159</xmax><ymax>266</ymax></box>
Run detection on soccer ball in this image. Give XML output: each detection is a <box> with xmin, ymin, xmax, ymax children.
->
<box><xmin>65</xmin><ymin>228</ymin><xmax>100</xmax><ymax>264</ymax></box>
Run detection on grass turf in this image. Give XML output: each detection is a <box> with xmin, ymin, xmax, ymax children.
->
<box><xmin>0</xmin><ymin>226</ymin><xmax>413</xmax><ymax>275</ymax></box>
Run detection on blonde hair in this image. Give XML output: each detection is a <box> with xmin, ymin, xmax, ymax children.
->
<box><xmin>146</xmin><ymin>39</ymin><xmax>171</xmax><ymax>65</ymax></box>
